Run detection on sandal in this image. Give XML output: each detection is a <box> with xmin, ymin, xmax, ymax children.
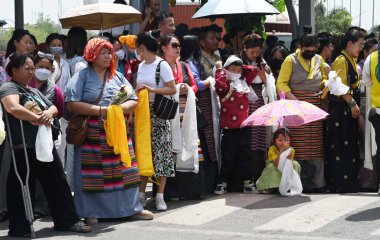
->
<box><xmin>128</xmin><ymin>210</ymin><xmax>154</xmax><ymax>221</ymax></box>
<box><xmin>84</xmin><ymin>217</ymin><xmax>98</xmax><ymax>225</ymax></box>
<box><xmin>71</xmin><ymin>221</ymin><xmax>91</xmax><ymax>233</ymax></box>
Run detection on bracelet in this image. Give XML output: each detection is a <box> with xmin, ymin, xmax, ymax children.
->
<box><xmin>347</xmin><ymin>98</ymin><xmax>357</xmax><ymax>108</ymax></box>
<box><xmin>99</xmin><ymin>106</ymin><xmax>102</xmax><ymax>117</ymax></box>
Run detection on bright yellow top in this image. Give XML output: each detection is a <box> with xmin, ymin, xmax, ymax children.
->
<box><xmin>276</xmin><ymin>51</ymin><xmax>327</xmax><ymax>95</ymax></box>
<box><xmin>370</xmin><ymin>51</ymin><xmax>380</xmax><ymax>107</ymax></box>
<box><xmin>331</xmin><ymin>50</ymin><xmax>360</xmax><ymax>90</ymax></box>
<box><xmin>268</xmin><ymin>145</ymin><xmax>295</xmax><ymax>162</ymax></box>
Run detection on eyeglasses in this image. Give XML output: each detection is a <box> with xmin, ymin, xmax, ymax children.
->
<box><xmin>171</xmin><ymin>43</ymin><xmax>181</xmax><ymax>49</ymax></box>
<box><xmin>37</xmin><ymin>51</ymin><xmax>54</xmax><ymax>60</ymax></box>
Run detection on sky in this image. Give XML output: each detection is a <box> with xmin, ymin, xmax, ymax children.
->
<box><xmin>0</xmin><ymin>0</ymin><xmax>378</xmax><ymax>31</ymax></box>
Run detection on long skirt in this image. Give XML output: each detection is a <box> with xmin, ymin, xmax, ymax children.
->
<box><xmin>248</xmin><ymin>83</ymin><xmax>267</xmax><ymax>183</ymax></box>
<box><xmin>288</xmin><ymin>90</ymin><xmax>325</xmax><ymax>188</ymax></box>
<box><xmin>150</xmin><ymin>104</ymin><xmax>175</xmax><ymax>177</ymax></box>
<box><xmin>325</xmin><ymin>100</ymin><xmax>361</xmax><ymax>193</ymax></box>
<box><xmin>197</xmin><ymin>90</ymin><xmax>218</xmax><ymax>193</ymax></box>
<box><xmin>256</xmin><ymin>160</ymin><xmax>301</xmax><ymax>190</ymax></box>
<box><xmin>165</xmin><ymin>96</ymin><xmax>205</xmax><ymax>199</ymax></box>
<box><xmin>74</xmin><ymin>118</ymin><xmax>142</xmax><ymax>218</ymax></box>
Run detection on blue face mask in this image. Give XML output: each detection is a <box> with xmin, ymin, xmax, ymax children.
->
<box><xmin>49</xmin><ymin>46</ymin><xmax>63</xmax><ymax>56</ymax></box>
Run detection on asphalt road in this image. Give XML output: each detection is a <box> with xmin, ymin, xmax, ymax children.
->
<box><xmin>1</xmin><ymin>192</ymin><xmax>380</xmax><ymax>240</ymax></box>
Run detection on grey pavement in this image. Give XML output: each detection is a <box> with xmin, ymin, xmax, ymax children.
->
<box><xmin>1</xmin><ymin>192</ymin><xmax>380</xmax><ymax>240</ymax></box>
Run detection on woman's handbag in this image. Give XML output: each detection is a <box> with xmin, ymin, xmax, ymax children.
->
<box><xmin>66</xmin><ymin>74</ymin><xmax>107</xmax><ymax>145</ymax></box>
<box><xmin>65</xmin><ymin>115</ymin><xmax>89</xmax><ymax>145</ymax></box>
<box><xmin>152</xmin><ymin>60</ymin><xmax>178</xmax><ymax>120</ymax></box>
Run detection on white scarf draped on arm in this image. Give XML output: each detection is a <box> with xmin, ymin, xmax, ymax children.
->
<box><xmin>171</xmin><ymin>84</ymin><xmax>199</xmax><ymax>173</ymax></box>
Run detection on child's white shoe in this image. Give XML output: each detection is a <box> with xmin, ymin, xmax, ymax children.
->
<box><xmin>214</xmin><ymin>182</ymin><xmax>227</xmax><ymax>195</ymax></box>
<box><xmin>243</xmin><ymin>180</ymin><xmax>256</xmax><ymax>194</ymax></box>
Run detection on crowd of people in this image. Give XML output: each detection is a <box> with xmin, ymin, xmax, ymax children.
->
<box><xmin>1</xmin><ymin>0</ymin><xmax>380</xmax><ymax>237</ymax></box>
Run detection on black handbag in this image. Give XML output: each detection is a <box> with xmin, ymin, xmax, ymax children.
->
<box><xmin>153</xmin><ymin>60</ymin><xmax>178</xmax><ymax>120</ymax></box>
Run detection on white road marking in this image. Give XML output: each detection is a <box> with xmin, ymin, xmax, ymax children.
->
<box><xmin>255</xmin><ymin>195</ymin><xmax>379</xmax><ymax>233</ymax></box>
<box><xmin>154</xmin><ymin>193</ymin><xmax>272</xmax><ymax>225</ymax></box>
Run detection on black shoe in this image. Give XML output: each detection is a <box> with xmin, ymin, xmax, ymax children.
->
<box><xmin>313</xmin><ymin>187</ymin><xmax>327</xmax><ymax>193</ymax></box>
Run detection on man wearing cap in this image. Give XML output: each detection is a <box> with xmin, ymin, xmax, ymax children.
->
<box><xmin>214</xmin><ymin>55</ymin><xmax>258</xmax><ymax>195</ymax></box>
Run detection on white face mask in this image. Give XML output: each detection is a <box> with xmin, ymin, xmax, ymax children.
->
<box><xmin>115</xmin><ymin>49</ymin><xmax>126</xmax><ymax>60</ymax></box>
<box><xmin>226</xmin><ymin>70</ymin><xmax>241</xmax><ymax>81</ymax></box>
<box><xmin>35</xmin><ymin>68</ymin><xmax>51</xmax><ymax>81</ymax></box>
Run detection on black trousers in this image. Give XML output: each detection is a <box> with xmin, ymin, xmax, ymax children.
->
<box><xmin>369</xmin><ymin>112</ymin><xmax>380</xmax><ymax>183</ymax></box>
<box><xmin>218</xmin><ymin>128</ymin><xmax>253</xmax><ymax>183</ymax></box>
<box><xmin>7</xmin><ymin>147</ymin><xmax>78</xmax><ymax>236</ymax></box>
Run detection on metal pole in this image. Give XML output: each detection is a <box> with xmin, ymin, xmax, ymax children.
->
<box><xmin>359</xmin><ymin>0</ymin><xmax>362</xmax><ymax>27</ymax></box>
<box><xmin>350</xmin><ymin>0</ymin><xmax>351</xmax><ymax>15</ymax></box>
<box><xmin>334</xmin><ymin>0</ymin><xmax>336</xmax><ymax>9</ymax></box>
<box><xmin>14</xmin><ymin>0</ymin><xmax>24</xmax><ymax>29</ymax></box>
<box><xmin>373</xmin><ymin>0</ymin><xmax>375</xmax><ymax>28</ymax></box>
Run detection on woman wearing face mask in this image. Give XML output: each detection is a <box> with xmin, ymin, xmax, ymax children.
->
<box><xmin>276</xmin><ymin>34</ymin><xmax>328</xmax><ymax>193</ymax></box>
<box><xmin>45</xmin><ymin>33</ymin><xmax>71</xmax><ymax>166</ymax></box>
<box><xmin>28</xmin><ymin>52</ymin><xmax>64</xmax><ymax>119</ymax></box>
<box><xmin>325</xmin><ymin>27</ymin><xmax>366</xmax><ymax>193</ymax></box>
<box><xmin>268</xmin><ymin>45</ymin><xmax>289</xmax><ymax>81</ymax></box>
<box><xmin>46</xmin><ymin>33</ymin><xmax>70</xmax><ymax>95</ymax></box>
<box><xmin>241</xmin><ymin>33</ymin><xmax>277</xmax><ymax>185</ymax></box>
<box><xmin>0</xmin><ymin>53</ymin><xmax>91</xmax><ymax>237</ymax></box>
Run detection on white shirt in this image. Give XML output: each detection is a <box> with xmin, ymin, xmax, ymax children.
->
<box><xmin>136</xmin><ymin>57</ymin><xmax>174</xmax><ymax>102</ymax></box>
<box><xmin>53</xmin><ymin>57</ymin><xmax>71</xmax><ymax>94</ymax></box>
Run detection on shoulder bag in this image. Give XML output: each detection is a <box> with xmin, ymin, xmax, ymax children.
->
<box><xmin>66</xmin><ymin>73</ymin><xmax>107</xmax><ymax>145</ymax></box>
<box><xmin>152</xmin><ymin>60</ymin><xmax>179</xmax><ymax>120</ymax></box>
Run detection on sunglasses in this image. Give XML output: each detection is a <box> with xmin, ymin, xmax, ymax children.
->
<box><xmin>37</xmin><ymin>51</ymin><xmax>54</xmax><ymax>60</ymax></box>
<box><xmin>171</xmin><ymin>43</ymin><xmax>181</xmax><ymax>49</ymax></box>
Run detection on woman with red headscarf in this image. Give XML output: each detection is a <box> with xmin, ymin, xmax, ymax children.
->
<box><xmin>65</xmin><ymin>37</ymin><xmax>153</xmax><ymax>223</ymax></box>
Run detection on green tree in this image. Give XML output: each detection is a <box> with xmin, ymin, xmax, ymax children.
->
<box><xmin>0</xmin><ymin>14</ymin><xmax>61</xmax><ymax>51</ymax></box>
<box><xmin>315</xmin><ymin>0</ymin><xmax>352</xmax><ymax>35</ymax></box>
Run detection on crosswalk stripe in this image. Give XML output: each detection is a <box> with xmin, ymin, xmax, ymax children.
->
<box><xmin>154</xmin><ymin>193</ymin><xmax>273</xmax><ymax>225</ymax></box>
<box><xmin>255</xmin><ymin>195</ymin><xmax>379</xmax><ymax>233</ymax></box>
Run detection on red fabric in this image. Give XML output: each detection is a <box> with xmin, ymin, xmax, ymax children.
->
<box><xmin>141</xmin><ymin>13</ymin><xmax>158</xmax><ymax>32</ymax></box>
<box><xmin>170</xmin><ymin>60</ymin><xmax>198</xmax><ymax>94</ymax></box>
<box><xmin>83</xmin><ymin>38</ymin><xmax>116</xmax><ymax>80</ymax></box>
<box><xmin>215</xmin><ymin>66</ymin><xmax>257</xmax><ymax>129</ymax></box>
<box><xmin>122</xmin><ymin>59</ymin><xmax>140</xmax><ymax>85</ymax></box>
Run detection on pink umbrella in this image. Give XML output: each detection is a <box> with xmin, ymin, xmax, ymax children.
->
<box><xmin>241</xmin><ymin>91</ymin><xmax>328</xmax><ymax>127</ymax></box>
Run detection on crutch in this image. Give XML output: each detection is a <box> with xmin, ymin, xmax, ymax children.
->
<box><xmin>4</xmin><ymin>110</ymin><xmax>36</xmax><ymax>238</ymax></box>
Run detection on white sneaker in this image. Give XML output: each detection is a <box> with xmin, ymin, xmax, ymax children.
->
<box><xmin>139</xmin><ymin>194</ymin><xmax>147</xmax><ymax>207</ymax></box>
<box><xmin>214</xmin><ymin>182</ymin><xmax>227</xmax><ymax>195</ymax></box>
<box><xmin>155</xmin><ymin>198</ymin><xmax>167</xmax><ymax>211</ymax></box>
<box><xmin>243</xmin><ymin>180</ymin><xmax>256</xmax><ymax>194</ymax></box>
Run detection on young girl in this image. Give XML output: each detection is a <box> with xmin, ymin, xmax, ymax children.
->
<box><xmin>256</xmin><ymin>128</ymin><xmax>301</xmax><ymax>193</ymax></box>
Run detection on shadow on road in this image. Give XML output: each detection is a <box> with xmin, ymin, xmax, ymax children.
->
<box><xmin>346</xmin><ymin>207</ymin><xmax>380</xmax><ymax>222</ymax></box>
<box><xmin>241</xmin><ymin>195</ymin><xmax>312</xmax><ymax>210</ymax></box>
